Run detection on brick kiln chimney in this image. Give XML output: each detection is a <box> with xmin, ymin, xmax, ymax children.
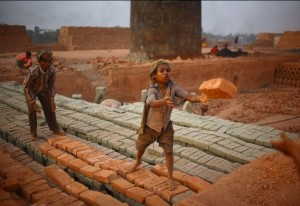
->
<box><xmin>130</xmin><ymin>1</ymin><xmax>202</xmax><ymax>60</ymax></box>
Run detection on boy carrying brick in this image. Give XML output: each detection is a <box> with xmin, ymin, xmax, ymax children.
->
<box><xmin>129</xmin><ymin>59</ymin><xmax>208</xmax><ymax>190</ymax></box>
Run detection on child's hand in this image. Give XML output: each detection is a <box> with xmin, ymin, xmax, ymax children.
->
<box><xmin>200</xmin><ymin>93</ymin><xmax>209</xmax><ymax>103</ymax></box>
<box><xmin>163</xmin><ymin>96</ymin><xmax>174</xmax><ymax>107</ymax></box>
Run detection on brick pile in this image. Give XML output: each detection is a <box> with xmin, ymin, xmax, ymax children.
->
<box><xmin>0</xmin><ymin>25</ymin><xmax>33</xmax><ymax>53</ymax></box>
<box><xmin>275</xmin><ymin>31</ymin><xmax>300</xmax><ymax>49</ymax></box>
<box><xmin>58</xmin><ymin>26</ymin><xmax>130</xmax><ymax>50</ymax></box>
<box><xmin>274</xmin><ymin>62</ymin><xmax>300</xmax><ymax>87</ymax></box>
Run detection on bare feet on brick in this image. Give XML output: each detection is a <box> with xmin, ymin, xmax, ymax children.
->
<box><xmin>53</xmin><ymin>130</ymin><xmax>65</xmax><ymax>135</ymax></box>
<box><xmin>128</xmin><ymin>161</ymin><xmax>141</xmax><ymax>173</ymax></box>
<box><xmin>168</xmin><ymin>178</ymin><xmax>176</xmax><ymax>191</ymax></box>
<box><xmin>31</xmin><ymin>135</ymin><xmax>39</xmax><ymax>141</ymax></box>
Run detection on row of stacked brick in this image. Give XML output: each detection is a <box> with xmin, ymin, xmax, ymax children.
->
<box><xmin>39</xmin><ymin>135</ymin><xmax>212</xmax><ymax>205</ymax></box>
<box><xmin>274</xmin><ymin>62</ymin><xmax>300</xmax><ymax>87</ymax></box>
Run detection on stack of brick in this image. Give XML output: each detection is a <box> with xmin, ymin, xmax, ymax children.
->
<box><xmin>39</xmin><ymin>135</ymin><xmax>212</xmax><ymax>205</ymax></box>
<box><xmin>274</xmin><ymin>62</ymin><xmax>300</xmax><ymax>87</ymax></box>
<box><xmin>58</xmin><ymin>26</ymin><xmax>130</xmax><ymax>50</ymax></box>
<box><xmin>0</xmin><ymin>143</ymin><xmax>86</xmax><ymax>205</ymax></box>
<box><xmin>0</xmin><ymin>25</ymin><xmax>33</xmax><ymax>53</ymax></box>
<box><xmin>275</xmin><ymin>31</ymin><xmax>300</xmax><ymax>49</ymax></box>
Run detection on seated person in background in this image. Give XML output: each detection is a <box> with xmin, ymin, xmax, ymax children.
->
<box><xmin>16</xmin><ymin>51</ymin><xmax>32</xmax><ymax>75</ymax></box>
<box><xmin>210</xmin><ymin>45</ymin><xmax>219</xmax><ymax>55</ymax></box>
<box><xmin>217</xmin><ymin>44</ymin><xmax>232</xmax><ymax>57</ymax></box>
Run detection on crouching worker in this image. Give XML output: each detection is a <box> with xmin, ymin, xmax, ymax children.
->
<box><xmin>129</xmin><ymin>59</ymin><xmax>208</xmax><ymax>190</ymax></box>
<box><xmin>23</xmin><ymin>49</ymin><xmax>65</xmax><ymax>141</ymax></box>
<box><xmin>16</xmin><ymin>51</ymin><xmax>32</xmax><ymax>75</ymax></box>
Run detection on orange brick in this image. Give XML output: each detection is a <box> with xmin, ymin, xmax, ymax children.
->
<box><xmin>133</xmin><ymin>173</ymin><xmax>158</xmax><ymax>187</ymax></box>
<box><xmin>21</xmin><ymin>180</ymin><xmax>50</xmax><ymax>201</ymax></box>
<box><xmin>33</xmin><ymin>192</ymin><xmax>69</xmax><ymax>205</ymax></box>
<box><xmin>57</xmin><ymin>153</ymin><xmax>76</xmax><ymax>167</ymax></box>
<box><xmin>93</xmin><ymin>157</ymin><xmax>113</xmax><ymax>168</ymax></box>
<box><xmin>111</xmin><ymin>177</ymin><xmax>135</xmax><ymax>194</ymax></box>
<box><xmin>65</xmin><ymin>181</ymin><xmax>88</xmax><ymax>198</ymax></box>
<box><xmin>93</xmin><ymin>169</ymin><xmax>118</xmax><ymax>183</ymax></box>
<box><xmin>79</xmin><ymin>190</ymin><xmax>105</xmax><ymax>205</ymax></box>
<box><xmin>18</xmin><ymin>174</ymin><xmax>43</xmax><ymax>186</ymax></box>
<box><xmin>1</xmin><ymin>177</ymin><xmax>20</xmax><ymax>192</ymax></box>
<box><xmin>68</xmin><ymin>158</ymin><xmax>88</xmax><ymax>173</ymax></box>
<box><xmin>80</xmin><ymin>165</ymin><xmax>100</xmax><ymax>179</ymax></box>
<box><xmin>161</xmin><ymin>184</ymin><xmax>189</xmax><ymax>202</ymax></box>
<box><xmin>38</xmin><ymin>143</ymin><xmax>55</xmax><ymax>154</ymax></box>
<box><xmin>65</xmin><ymin>200</ymin><xmax>87</xmax><ymax>206</ymax></box>
<box><xmin>48</xmin><ymin>136</ymin><xmax>69</xmax><ymax>146</ymax></box>
<box><xmin>117</xmin><ymin>162</ymin><xmax>135</xmax><ymax>178</ymax></box>
<box><xmin>81</xmin><ymin>151</ymin><xmax>104</xmax><ymax>162</ymax></box>
<box><xmin>184</xmin><ymin>176</ymin><xmax>211</xmax><ymax>192</ymax></box>
<box><xmin>65</xmin><ymin>142</ymin><xmax>85</xmax><ymax>153</ymax></box>
<box><xmin>101</xmin><ymin>159</ymin><xmax>125</xmax><ymax>170</ymax></box>
<box><xmin>5</xmin><ymin>166</ymin><xmax>33</xmax><ymax>179</ymax></box>
<box><xmin>126</xmin><ymin>168</ymin><xmax>153</xmax><ymax>183</ymax></box>
<box><xmin>126</xmin><ymin>187</ymin><xmax>154</xmax><ymax>203</ymax></box>
<box><xmin>145</xmin><ymin>195</ymin><xmax>170</xmax><ymax>206</ymax></box>
<box><xmin>45</xmin><ymin>165</ymin><xmax>74</xmax><ymax>189</ymax></box>
<box><xmin>85</xmin><ymin>154</ymin><xmax>108</xmax><ymax>165</ymax></box>
<box><xmin>72</xmin><ymin>145</ymin><xmax>93</xmax><ymax>156</ymax></box>
<box><xmin>51</xmin><ymin>195</ymin><xmax>78</xmax><ymax>205</ymax></box>
<box><xmin>173</xmin><ymin>193</ymin><xmax>206</xmax><ymax>206</ymax></box>
<box><xmin>61</xmin><ymin>140</ymin><xmax>81</xmax><ymax>150</ymax></box>
<box><xmin>31</xmin><ymin>187</ymin><xmax>62</xmax><ymax>203</ymax></box>
<box><xmin>77</xmin><ymin>148</ymin><xmax>98</xmax><ymax>159</ymax></box>
<box><xmin>151</xmin><ymin>164</ymin><xmax>168</xmax><ymax>176</ymax></box>
<box><xmin>144</xmin><ymin>176</ymin><xmax>167</xmax><ymax>191</ymax></box>
<box><xmin>173</xmin><ymin>171</ymin><xmax>190</xmax><ymax>185</ymax></box>
<box><xmin>152</xmin><ymin>181</ymin><xmax>170</xmax><ymax>195</ymax></box>
<box><xmin>46</xmin><ymin>148</ymin><xmax>65</xmax><ymax>161</ymax></box>
<box><xmin>53</xmin><ymin>139</ymin><xmax>75</xmax><ymax>149</ymax></box>
<box><xmin>100</xmin><ymin>194</ymin><xmax>129</xmax><ymax>206</ymax></box>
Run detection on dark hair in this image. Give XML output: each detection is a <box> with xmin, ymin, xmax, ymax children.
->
<box><xmin>26</xmin><ymin>51</ymin><xmax>31</xmax><ymax>57</ymax></box>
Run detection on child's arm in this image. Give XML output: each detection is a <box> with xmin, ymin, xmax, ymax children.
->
<box><xmin>149</xmin><ymin>96</ymin><xmax>174</xmax><ymax>108</ymax></box>
<box><xmin>186</xmin><ymin>93</ymin><xmax>208</xmax><ymax>103</ymax></box>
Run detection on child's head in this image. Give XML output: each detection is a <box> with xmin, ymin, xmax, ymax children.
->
<box><xmin>149</xmin><ymin>59</ymin><xmax>170</xmax><ymax>82</ymax></box>
<box><xmin>26</xmin><ymin>51</ymin><xmax>31</xmax><ymax>58</ymax></box>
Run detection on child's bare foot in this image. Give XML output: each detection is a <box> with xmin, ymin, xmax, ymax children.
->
<box><xmin>128</xmin><ymin>161</ymin><xmax>141</xmax><ymax>173</ymax></box>
<box><xmin>168</xmin><ymin>178</ymin><xmax>176</xmax><ymax>191</ymax></box>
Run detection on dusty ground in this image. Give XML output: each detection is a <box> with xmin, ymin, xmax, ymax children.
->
<box><xmin>0</xmin><ymin>49</ymin><xmax>299</xmax><ymax>205</ymax></box>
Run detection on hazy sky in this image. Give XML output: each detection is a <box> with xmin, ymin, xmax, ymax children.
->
<box><xmin>0</xmin><ymin>1</ymin><xmax>299</xmax><ymax>35</ymax></box>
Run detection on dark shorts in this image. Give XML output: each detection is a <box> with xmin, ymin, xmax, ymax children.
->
<box><xmin>136</xmin><ymin>123</ymin><xmax>174</xmax><ymax>153</ymax></box>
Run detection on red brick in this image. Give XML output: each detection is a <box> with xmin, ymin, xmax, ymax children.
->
<box><xmin>1</xmin><ymin>177</ymin><xmax>20</xmax><ymax>192</ymax></box>
<box><xmin>111</xmin><ymin>177</ymin><xmax>135</xmax><ymax>194</ymax></box>
<box><xmin>93</xmin><ymin>157</ymin><xmax>113</xmax><ymax>167</ymax></box>
<box><xmin>5</xmin><ymin>166</ymin><xmax>33</xmax><ymax>179</ymax></box>
<box><xmin>79</xmin><ymin>190</ymin><xmax>105</xmax><ymax>205</ymax></box>
<box><xmin>145</xmin><ymin>195</ymin><xmax>170</xmax><ymax>206</ymax></box>
<box><xmin>65</xmin><ymin>200</ymin><xmax>87</xmax><ymax>206</ymax></box>
<box><xmin>174</xmin><ymin>193</ymin><xmax>207</xmax><ymax>206</ymax></box>
<box><xmin>93</xmin><ymin>169</ymin><xmax>118</xmax><ymax>183</ymax></box>
<box><xmin>65</xmin><ymin>181</ymin><xmax>89</xmax><ymax>198</ymax></box>
<box><xmin>98</xmin><ymin>194</ymin><xmax>129</xmax><ymax>206</ymax></box>
<box><xmin>38</xmin><ymin>143</ymin><xmax>55</xmax><ymax>154</ymax></box>
<box><xmin>57</xmin><ymin>153</ymin><xmax>76</xmax><ymax>167</ymax></box>
<box><xmin>18</xmin><ymin>174</ymin><xmax>43</xmax><ymax>186</ymax></box>
<box><xmin>31</xmin><ymin>187</ymin><xmax>62</xmax><ymax>203</ymax></box>
<box><xmin>49</xmin><ymin>195</ymin><xmax>78</xmax><ymax>205</ymax></box>
<box><xmin>72</xmin><ymin>145</ymin><xmax>93</xmax><ymax>156</ymax></box>
<box><xmin>144</xmin><ymin>176</ymin><xmax>167</xmax><ymax>191</ymax></box>
<box><xmin>80</xmin><ymin>165</ymin><xmax>100</xmax><ymax>179</ymax></box>
<box><xmin>117</xmin><ymin>162</ymin><xmax>135</xmax><ymax>178</ymax></box>
<box><xmin>133</xmin><ymin>173</ymin><xmax>158</xmax><ymax>187</ymax></box>
<box><xmin>68</xmin><ymin>158</ymin><xmax>88</xmax><ymax>173</ymax></box>
<box><xmin>46</xmin><ymin>148</ymin><xmax>65</xmax><ymax>161</ymax></box>
<box><xmin>85</xmin><ymin>154</ymin><xmax>108</xmax><ymax>165</ymax></box>
<box><xmin>101</xmin><ymin>159</ymin><xmax>125</xmax><ymax>170</ymax></box>
<box><xmin>65</xmin><ymin>142</ymin><xmax>85</xmax><ymax>153</ymax></box>
<box><xmin>21</xmin><ymin>181</ymin><xmax>50</xmax><ymax>201</ymax></box>
<box><xmin>45</xmin><ymin>165</ymin><xmax>75</xmax><ymax>189</ymax></box>
<box><xmin>151</xmin><ymin>164</ymin><xmax>168</xmax><ymax>176</ymax></box>
<box><xmin>126</xmin><ymin>168</ymin><xmax>153</xmax><ymax>183</ymax></box>
<box><xmin>48</xmin><ymin>136</ymin><xmax>69</xmax><ymax>146</ymax></box>
<box><xmin>77</xmin><ymin>148</ymin><xmax>98</xmax><ymax>159</ymax></box>
<box><xmin>161</xmin><ymin>184</ymin><xmax>190</xmax><ymax>202</ymax></box>
<box><xmin>81</xmin><ymin>151</ymin><xmax>104</xmax><ymax>162</ymax></box>
<box><xmin>61</xmin><ymin>140</ymin><xmax>81</xmax><ymax>150</ymax></box>
<box><xmin>53</xmin><ymin>139</ymin><xmax>75</xmax><ymax>149</ymax></box>
<box><xmin>184</xmin><ymin>176</ymin><xmax>211</xmax><ymax>192</ymax></box>
<box><xmin>33</xmin><ymin>192</ymin><xmax>69</xmax><ymax>205</ymax></box>
<box><xmin>126</xmin><ymin>187</ymin><xmax>154</xmax><ymax>203</ymax></box>
<box><xmin>152</xmin><ymin>181</ymin><xmax>170</xmax><ymax>195</ymax></box>
<box><xmin>173</xmin><ymin>171</ymin><xmax>191</xmax><ymax>185</ymax></box>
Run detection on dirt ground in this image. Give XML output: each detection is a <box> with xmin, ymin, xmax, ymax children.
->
<box><xmin>1</xmin><ymin>49</ymin><xmax>300</xmax><ymax>205</ymax></box>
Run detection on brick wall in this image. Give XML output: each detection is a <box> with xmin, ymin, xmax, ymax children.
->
<box><xmin>58</xmin><ymin>27</ymin><xmax>130</xmax><ymax>50</ymax></box>
<box><xmin>275</xmin><ymin>31</ymin><xmax>300</xmax><ymax>49</ymax></box>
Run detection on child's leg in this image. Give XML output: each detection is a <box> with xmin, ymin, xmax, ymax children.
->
<box><xmin>128</xmin><ymin>148</ymin><xmax>145</xmax><ymax>173</ymax></box>
<box><xmin>165</xmin><ymin>150</ymin><xmax>175</xmax><ymax>191</ymax></box>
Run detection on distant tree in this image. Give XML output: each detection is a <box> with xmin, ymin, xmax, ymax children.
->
<box><xmin>27</xmin><ymin>27</ymin><xmax>60</xmax><ymax>44</ymax></box>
